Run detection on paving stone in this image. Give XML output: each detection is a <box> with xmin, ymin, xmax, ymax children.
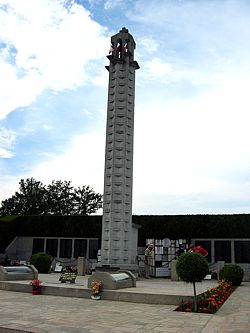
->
<box><xmin>0</xmin><ymin>277</ymin><xmax>249</xmax><ymax>333</ymax></box>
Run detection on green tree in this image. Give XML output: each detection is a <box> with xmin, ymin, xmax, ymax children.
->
<box><xmin>176</xmin><ymin>252</ymin><xmax>209</xmax><ymax>312</ymax></box>
<box><xmin>46</xmin><ymin>180</ymin><xmax>75</xmax><ymax>215</ymax></box>
<box><xmin>0</xmin><ymin>178</ymin><xmax>102</xmax><ymax>216</ymax></box>
<box><xmin>73</xmin><ymin>185</ymin><xmax>103</xmax><ymax>215</ymax></box>
<box><xmin>0</xmin><ymin>178</ymin><xmax>47</xmax><ymax>216</ymax></box>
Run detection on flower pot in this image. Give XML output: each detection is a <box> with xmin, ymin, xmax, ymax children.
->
<box><xmin>32</xmin><ymin>289</ymin><xmax>41</xmax><ymax>295</ymax></box>
<box><xmin>91</xmin><ymin>295</ymin><xmax>101</xmax><ymax>300</ymax></box>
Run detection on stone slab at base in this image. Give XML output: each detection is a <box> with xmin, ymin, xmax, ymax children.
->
<box><xmin>0</xmin><ymin>265</ymin><xmax>38</xmax><ymax>281</ymax></box>
<box><xmin>88</xmin><ymin>270</ymin><xmax>136</xmax><ymax>290</ymax></box>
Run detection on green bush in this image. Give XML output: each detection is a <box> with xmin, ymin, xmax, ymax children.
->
<box><xmin>30</xmin><ymin>252</ymin><xmax>52</xmax><ymax>273</ymax></box>
<box><xmin>219</xmin><ymin>264</ymin><xmax>244</xmax><ymax>286</ymax></box>
<box><xmin>176</xmin><ymin>252</ymin><xmax>209</xmax><ymax>283</ymax></box>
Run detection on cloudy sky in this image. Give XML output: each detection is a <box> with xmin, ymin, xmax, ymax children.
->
<box><xmin>1</xmin><ymin>0</ymin><xmax>250</xmax><ymax>215</ymax></box>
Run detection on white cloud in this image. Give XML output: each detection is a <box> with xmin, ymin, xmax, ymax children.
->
<box><xmin>88</xmin><ymin>58</ymin><xmax>109</xmax><ymax>87</ymax></box>
<box><xmin>0</xmin><ymin>127</ymin><xmax>106</xmax><ymax>203</ymax></box>
<box><xmin>1</xmin><ymin>0</ymin><xmax>250</xmax><ymax>216</ymax></box>
<box><xmin>143</xmin><ymin>57</ymin><xmax>173</xmax><ymax>80</ymax></box>
<box><xmin>42</xmin><ymin>124</ymin><xmax>54</xmax><ymax>131</ymax></box>
<box><xmin>0</xmin><ymin>148</ymin><xmax>14</xmax><ymax>158</ymax></box>
<box><xmin>0</xmin><ymin>127</ymin><xmax>16</xmax><ymax>158</ymax></box>
<box><xmin>14</xmin><ymin>70</ymin><xmax>250</xmax><ymax>214</ymax></box>
<box><xmin>104</xmin><ymin>0</ymin><xmax>124</xmax><ymax>10</ymax></box>
<box><xmin>82</xmin><ymin>108</ymin><xmax>93</xmax><ymax>118</ymax></box>
<box><xmin>133</xmin><ymin>71</ymin><xmax>250</xmax><ymax>213</ymax></box>
<box><xmin>138</xmin><ymin>37</ymin><xmax>159</xmax><ymax>54</ymax></box>
<box><xmin>131</xmin><ymin>0</ymin><xmax>250</xmax><ymax>84</ymax></box>
<box><xmin>31</xmin><ymin>129</ymin><xmax>106</xmax><ymax>195</ymax></box>
<box><xmin>3</xmin><ymin>67</ymin><xmax>248</xmax><ymax>213</ymax></box>
<box><xmin>0</xmin><ymin>0</ymin><xmax>109</xmax><ymax>119</ymax></box>
<box><xmin>0</xmin><ymin>174</ymin><xmax>21</xmax><ymax>203</ymax></box>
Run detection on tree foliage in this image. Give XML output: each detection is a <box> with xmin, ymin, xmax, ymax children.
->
<box><xmin>0</xmin><ymin>178</ymin><xmax>102</xmax><ymax>216</ymax></box>
<box><xmin>176</xmin><ymin>252</ymin><xmax>209</xmax><ymax>312</ymax></box>
<box><xmin>176</xmin><ymin>252</ymin><xmax>209</xmax><ymax>283</ymax></box>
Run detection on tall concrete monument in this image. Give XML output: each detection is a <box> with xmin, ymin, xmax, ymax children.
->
<box><xmin>99</xmin><ymin>27</ymin><xmax>140</xmax><ymax>271</ymax></box>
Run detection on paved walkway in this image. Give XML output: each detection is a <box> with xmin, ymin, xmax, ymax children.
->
<box><xmin>0</xmin><ymin>277</ymin><xmax>249</xmax><ymax>333</ymax></box>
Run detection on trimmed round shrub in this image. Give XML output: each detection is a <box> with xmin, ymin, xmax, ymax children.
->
<box><xmin>219</xmin><ymin>264</ymin><xmax>244</xmax><ymax>286</ymax></box>
<box><xmin>176</xmin><ymin>252</ymin><xmax>209</xmax><ymax>282</ymax></box>
<box><xmin>30</xmin><ymin>252</ymin><xmax>52</xmax><ymax>273</ymax></box>
<box><xmin>176</xmin><ymin>252</ymin><xmax>209</xmax><ymax>312</ymax></box>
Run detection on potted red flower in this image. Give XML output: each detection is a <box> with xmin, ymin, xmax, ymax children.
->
<box><xmin>30</xmin><ymin>278</ymin><xmax>42</xmax><ymax>295</ymax></box>
<box><xmin>91</xmin><ymin>279</ymin><xmax>102</xmax><ymax>299</ymax></box>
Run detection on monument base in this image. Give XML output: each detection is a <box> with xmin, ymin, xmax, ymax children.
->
<box><xmin>94</xmin><ymin>263</ymin><xmax>139</xmax><ymax>277</ymax></box>
<box><xmin>88</xmin><ymin>270</ymin><xmax>136</xmax><ymax>290</ymax></box>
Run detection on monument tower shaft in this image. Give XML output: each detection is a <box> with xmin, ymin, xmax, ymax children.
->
<box><xmin>101</xmin><ymin>28</ymin><xmax>139</xmax><ymax>268</ymax></box>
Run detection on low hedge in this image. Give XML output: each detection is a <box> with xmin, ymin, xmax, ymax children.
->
<box><xmin>219</xmin><ymin>264</ymin><xmax>244</xmax><ymax>286</ymax></box>
<box><xmin>29</xmin><ymin>252</ymin><xmax>52</xmax><ymax>273</ymax></box>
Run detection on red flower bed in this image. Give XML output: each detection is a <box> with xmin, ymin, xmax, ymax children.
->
<box><xmin>175</xmin><ymin>279</ymin><xmax>235</xmax><ymax>313</ymax></box>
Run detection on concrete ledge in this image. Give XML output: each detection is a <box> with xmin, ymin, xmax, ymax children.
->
<box><xmin>101</xmin><ymin>290</ymin><xmax>193</xmax><ymax>305</ymax></box>
<box><xmin>0</xmin><ymin>265</ymin><xmax>38</xmax><ymax>281</ymax></box>
<box><xmin>0</xmin><ymin>281</ymin><xmax>31</xmax><ymax>293</ymax></box>
<box><xmin>0</xmin><ymin>328</ymin><xmax>34</xmax><ymax>333</ymax></box>
<box><xmin>0</xmin><ymin>280</ymin><xmax>194</xmax><ymax>305</ymax></box>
